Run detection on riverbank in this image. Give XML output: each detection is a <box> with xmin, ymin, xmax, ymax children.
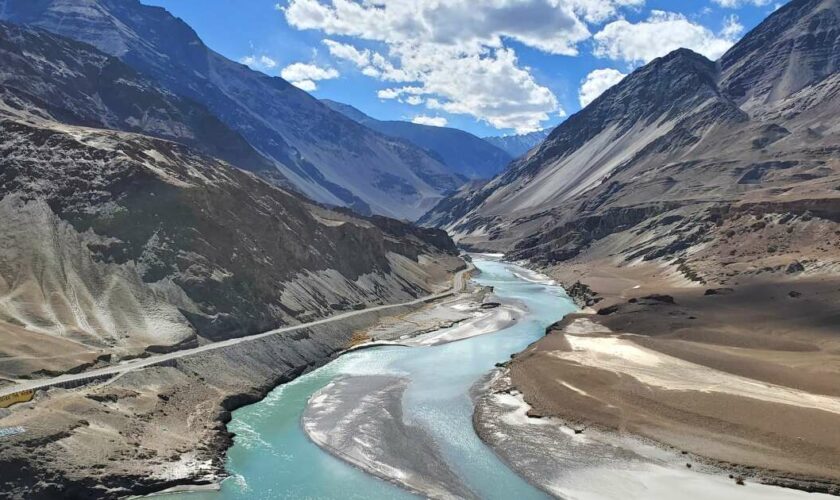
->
<box><xmin>501</xmin><ymin>257</ymin><xmax>840</xmax><ymax>495</ymax></box>
<box><xmin>0</xmin><ymin>257</ymin><xmax>466</xmax><ymax>499</ymax></box>
<box><xmin>473</xmin><ymin>369</ymin><xmax>837</xmax><ymax>499</ymax></box>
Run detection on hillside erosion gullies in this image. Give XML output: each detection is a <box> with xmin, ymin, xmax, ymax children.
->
<box><xmin>0</xmin><ymin>0</ymin><xmax>465</xmax><ymax>220</ymax></box>
<box><xmin>423</xmin><ymin>0</ymin><xmax>840</xmax><ymax>251</ymax></box>
<box><xmin>0</xmin><ymin>114</ymin><xmax>461</xmax><ymax>381</ymax></box>
<box><xmin>420</xmin><ymin>0</ymin><xmax>840</xmax><ymax>493</ymax></box>
<box><xmin>0</xmin><ymin>5</ymin><xmax>468</xmax><ymax>496</ymax></box>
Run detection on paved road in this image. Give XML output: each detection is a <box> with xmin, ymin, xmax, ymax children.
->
<box><xmin>0</xmin><ymin>264</ymin><xmax>473</xmax><ymax>398</ymax></box>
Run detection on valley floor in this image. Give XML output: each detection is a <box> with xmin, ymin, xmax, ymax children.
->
<box><xmin>503</xmin><ymin>258</ymin><xmax>840</xmax><ymax>495</ymax></box>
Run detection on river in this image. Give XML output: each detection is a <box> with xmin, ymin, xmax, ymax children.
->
<box><xmin>169</xmin><ymin>257</ymin><xmax>575</xmax><ymax>499</ymax></box>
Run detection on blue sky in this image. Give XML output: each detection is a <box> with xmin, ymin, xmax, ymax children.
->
<box><xmin>142</xmin><ymin>0</ymin><xmax>782</xmax><ymax>137</ymax></box>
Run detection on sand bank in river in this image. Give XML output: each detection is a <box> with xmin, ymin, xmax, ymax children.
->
<box><xmin>352</xmin><ymin>282</ymin><xmax>524</xmax><ymax>348</ymax></box>
<box><xmin>301</xmin><ymin>291</ymin><xmax>526</xmax><ymax>499</ymax></box>
<box><xmin>303</xmin><ymin>375</ymin><xmax>477</xmax><ymax>499</ymax></box>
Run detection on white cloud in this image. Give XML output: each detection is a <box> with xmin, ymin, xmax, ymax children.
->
<box><xmin>292</xmin><ymin>79</ymin><xmax>317</xmax><ymax>91</ymax></box>
<box><xmin>567</xmin><ymin>0</ymin><xmax>645</xmax><ymax>23</ymax></box>
<box><xmin>721</xmin><ymin>15</ymin><xmax>744</xmax><ymax>39</ymax></box>
<box><xmin>377</xmin><ymin>88</ymin><xmax>402</xmax><ymax>100</ymax></box>
<box><xmin>281</xmin><ymin>62</ymin><xmax>339</xmax><ymax>82</ymax></box>
<box><xmin>280</xmin><ymin>62</ymin><xmax>339</xmax><ymax>91</ymax></box>
<box><xmin>712</xmin><ymin>0</ymin><xmax>772</xmax><ymax>7</ymax></box>
<box><xmin>283</xmin><ymin>0</ymin><xmax>622</xmax><ymax>133</ymax></box>
<box><xmin>239</xmin><ymin>54</ymin><xmax>278</xmax><ymax>70</ymax></box>
<box><xmin>285</xmin><ymin>0</ymin><xmax>591</xmax><ymax>56</ymax></box>
<box><xmin>412</xmin><ymin>115</ymin><xmax>448</xmax><ymax>127</ymax></box>
<box><xmin>322</xmin><ymin>39</ymin><xmax>369</xmax><ymax>67</ymax></box>
<box><xmin>579</xmin><ymin>68</ymin><xmax>627</xmax><ymax>107</ymax></box>
<box><xmin>593</xmin><ymin>10</ymin><xmax>742</xmax><ymax>64</ymax></box>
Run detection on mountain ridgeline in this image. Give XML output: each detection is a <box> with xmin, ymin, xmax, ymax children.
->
<box><xmin>483</xmin><ymin>129</ymin><xmax>551</xmax><ymax>158</ymax></box>
<box><xmin>423</xmin><ymin>0</ymin><xmax>840</xmax><ymax>287</ymax></box>
<box><xmin>322</xmin><ymin>99</ymin><xmax>513</xmax><ymax>180</ymax></box>
<box><xmin>0</xmin><ymin>0</ymin><xmax>466</xmax><ymax>220</ymax></box>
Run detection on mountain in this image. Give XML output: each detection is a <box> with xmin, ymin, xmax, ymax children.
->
<box><xmin>483</xmin><ymin>129</ymin><xmax>550</xmax><ymax>158</ymax></box>
<box><xmin>0</xmin><ymin>21</ymin><xmax>277</xmax><ymax>178</ymax></box>
<box><xmin>322</xmin><ymin>99</ymin><xmax>512</xmax><ymax>179</ymax></box>
<box><xmin>719</xmin><ymin>0</ymin><xmax>840</xmax><ymax>112</ymax></box>
<box><xmin>0</xmin><ymin>0</ymin><xmax>463</xmax><ymax>220</ymax></box>
<box><xmin>0</xmin><ymin>21</ymin><xmax>461</xmax><ymax>380</ymax></box>
<box><xmin>423</xmin><ymin>0</ymin><xmax>840</xmax><ymax>282</ymax></box>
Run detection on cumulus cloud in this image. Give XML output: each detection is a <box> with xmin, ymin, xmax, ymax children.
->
<box><xmin>281</xmin><ymin>0</ymin><xmax>623</xmax><ymax>132</ymax></box>
<box><xmin>239</xmin><ymin>54</ymin><xmax>278</xmax><ymax>70</ymax></box>
<box><xmin>284</xmin><ymin>0</ymin><xmax>590</xmax><ymax>55</ymax></box>
<box><xmin>592</xmin><ymin>10</ymin><xmax>743</xmax><ymax>64</ymax></box>
<box><xmin>412</xmin><ymin>115</ymin><xmax>448</xmax><ymax>127</ymax></box>
<box><xmin>721</xmin><ymin>14</ymin><xmax>744</xmax><ymax>39</ymax></box>
<box><xmin>280</xmin><ymin>62</ymin><xmax>339</xmax><ymax>91</ymax></box>
<box><xmin>567</xmin><ymin>0</ymin><xmax>645</xmax><ymax>23</ymax></box>
<box><xmin>579</xmin><ymin>68</ymin><xmax>627</xmax><ymax>107</ymax></box>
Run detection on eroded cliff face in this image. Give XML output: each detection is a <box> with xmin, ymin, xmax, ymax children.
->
<box><xmin>422</xmin><ymin>0</ymin><xmax>840</xmax><ymax>285</ymax></box>
<box><xmin>0</xmin><ymin>12</ymin><xmax>465</xmax><ymax>498</ymax></box>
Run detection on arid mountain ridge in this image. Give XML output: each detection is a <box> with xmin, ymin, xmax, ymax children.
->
<box><xmin>423</xmin><ymin>0</ymin><xmax>840</xmax><ymax>288</ymax></box>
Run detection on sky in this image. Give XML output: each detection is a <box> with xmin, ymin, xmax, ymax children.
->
<box><xmin>141</xmin><ymin>0</ymin><xmax>784</xmax><ymax>137</ymax></box>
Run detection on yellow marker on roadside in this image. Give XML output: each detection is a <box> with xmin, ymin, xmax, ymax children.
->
<box><xmin>0</xmin><ymin>390</ymin><xmax>35</xmax><ymax>408</ymax></box>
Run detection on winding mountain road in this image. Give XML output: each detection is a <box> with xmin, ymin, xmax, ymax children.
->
<box><xmin>0</xmin><ymin>264</ymin><xmax>473</xmax><ymax>399</ymax></box>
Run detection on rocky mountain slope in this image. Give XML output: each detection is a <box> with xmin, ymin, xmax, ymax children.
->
<box><xmin>0</xmin><ymin>114</ymin><xmax>460</xmax><ymax>380</ymax></box>
<box><xmin>483</xmin><ymin>129</ymin><xmax>550</xmax><ymax>158</ymax></box>
<box><xmin>0</xmin><ymin>21</ymin><xmax>276</xmax><ymax>178</ymax></box>
<box><xmin>0</xmin><ymin>24</ymin><xmax>461</xmax><ymax>382</ymax></box>
<box><xmin>322</xmin><ymin>99</ymin><xmax>512</xmax><ymax>180</ymax></box>
<box><xmin>424</xmin><ymin>0</ymin><xmax>840</xmax><ymax>285</ymax></box>
<box><xmin>0</xmin><ymin>0</ymin><xmax>463</xmax><ymax>220</ymax></box>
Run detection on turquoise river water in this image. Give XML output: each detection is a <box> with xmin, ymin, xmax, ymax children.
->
<box><xmin>169</xmin><ymin>258</ymin><xmax>576</xmax><ymax>499</ymax></box>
